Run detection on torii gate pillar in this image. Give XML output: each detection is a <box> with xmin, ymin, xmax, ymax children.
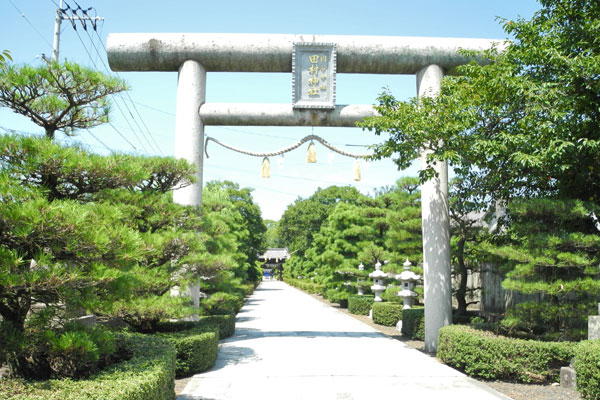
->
<box><xmin>173</xmin><ymin>60</ymin><xmax>206</xmax><ymax>207</ymax></box>
<box><xmin>417</xmin><ymin>64</ymin><xmax>452</xmax><ymax>352</ymax></box>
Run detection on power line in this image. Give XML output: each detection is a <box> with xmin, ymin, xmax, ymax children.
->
<box><xmin>86</xmin><ymin>128</ymin><xmax>113</xmax><ymax>153</ymax></box>
<box><xmin>8</xmin><ymin>0</ymin><xmax>54</xmax><ymax>50</ymax></box>
<box><xmin>108</xmin><ymin>122</ymin><xmax>139</xmax><ymax>152</ymax></box>
<box><xmin>50</xmin><ymin>0</ymin><xmax>162</xmax><ymax>155</ymax></box>
<box><xmin>77</xmin><ymin>24</ymin><xmax>162</xmax><ymax>154</ymax></box>
<box><xmin>89</xmin><ymin>27</ymin><xmax>163</xmax><ymax>154</ymax></box>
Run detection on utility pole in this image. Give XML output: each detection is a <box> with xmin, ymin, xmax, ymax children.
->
<box><xmin>52</xmin><ymin>0</ymin><xmax>104</xmax><ymax>61</ymax></box>
<box><xmin>52</xmin><ymin>0</ymin><xmax>63</xmax><ymax>61</ymax></box>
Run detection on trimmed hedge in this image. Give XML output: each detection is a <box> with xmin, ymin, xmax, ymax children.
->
<box><xmin>348</xmin><ymin>295</ymin><xmax>374</xmax><ymax>316</ymax></box>
<box><xmin>156</xmin><ymin>315</ymin><xmax>235</xmax><ymax>340</ymax></box>
<box><xmin>200</xmin><ymin>315</ymin><xmax>235</xmax><ymax>339</ymax></box>
<box><xmin>402</xmin><ymin>307</ymin><xmax>425</xmax><ymax>340</ymax></box>
<box><xmin>162</xmin><ymin>330</ymin><xmax>218</xmax><ymax>378</ymax></box>
<box><xmin>201</xmin><ymin>292</ymin><xmax>243</xmax><ymax>315</ymax></box>
<box><xmin>437</xmin><ymin>325</ymin><xmax>574</xmax><ymax>383</ymax></box>
<box><xmin>285</xmin><ymin>278</ymin><xmax>324</xmax><ymax>294</ymax></box>
<box><xmin>372</xmin><ymin>302</ymin><xmax>402</xmax><ymax>327</ymax></box>
<box><xmin>154</xmin><ymin>321</ymin><xmax>219</xmax><ymax>378</ymax></box>
<box><xmin>574</xmin><ymin>340</ymin><xmax>600</xmax><ymax>400</ymax></box>
<box><xmin>0</xmin><ymin>333</ymin><xmax>175</xmax><ymax>400</ymax></box>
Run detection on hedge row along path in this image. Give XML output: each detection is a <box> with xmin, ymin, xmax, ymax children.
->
<box><xmin>178</xmin><ymin>280</ymin><xmax>511</xmax><ymax>400</ymax></box>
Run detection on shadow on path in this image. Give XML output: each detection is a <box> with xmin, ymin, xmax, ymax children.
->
<box><xmin>224</xmin><ymin>327</ymin><xmax>385</xmax><ymax>343</ymax></box>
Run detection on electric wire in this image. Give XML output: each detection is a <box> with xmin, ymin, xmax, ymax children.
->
<box><xmin>80</xmin><ymin>24</ymin><xmax>162</xmax><ymax>154</ymax></box>
<box><xmin>8</xmin><ymin>0</ymin><xmax>54</xmax><ymax>50</ymax></box>
<box><xmin>85</xmin><ymin>128</ymin><xmax>113</xmax><ymax>153</ymax></box>
<box><xmin>89</xmin><ymin>25</ymin><xmax>163</xmax><ymax>154</ymax></box>
<box><xmin>108</xmin><ymin>122</ymin><xmax>139</xmax><ymax>151</ymax></box>
<box><xmin>51</xmin><ymin>0</ymin><xmax>161</xmax><ymax>155</ymax></box>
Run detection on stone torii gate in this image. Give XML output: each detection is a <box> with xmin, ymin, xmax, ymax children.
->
<box><xmin>107</xmin><ymin>33</ymin><xmax>501</xmax><ymax>352</ymax></box>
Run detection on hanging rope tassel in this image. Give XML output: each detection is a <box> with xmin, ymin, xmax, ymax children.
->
<box><xmin>306</xmin><ymin>141</ymin><xmax>317</xmax><ymax>163</ymax></box>
<box><xmin>353</xmin><ymin>158</ymin><xmax>361</xmax><ymax>181</ymax></box>
<box><xmin>261</xmin><ymin>157</ymin><xmax>271</xmax><ymax>178</ymax></box>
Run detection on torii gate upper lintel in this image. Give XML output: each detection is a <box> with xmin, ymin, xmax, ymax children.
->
<box><xmin>106</xmin><ymin>33</ymin><xmax>503</xmax><ymax>353</ymax></box>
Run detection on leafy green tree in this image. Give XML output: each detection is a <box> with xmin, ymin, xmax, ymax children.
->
<box><xmin>359</xmin><ymin>0</ymin><xmax>600</xmax><ymax>336</ymax></box>
<box><xmin>205</xmin><ymin>180</ymin><xmax>267</xmax><ymax>268</ymax></box>
<box><xmin>360</xmin><ymin>0</ymin><xmax>600</xmax><ymax>203</ymax></box>
<box><xmin>296</xmin><ymin>180</ymin><xmax>423</xmax><ymax>305</ymax></box>
<box><xmin>0</xmin><ymin>61</ymin><xmax>126</xmax><ymax>139</ymax></box>
<box><xmin>279</xmin><ymin>186</ymin><xmax>363</xmax><ymax>258</ymax></box>
<box><xmin>264</xmin><ymin>219</ymin><xmax>281</xmax><ymax>248</ymax></box>
<box><xmin>483</xmin><ymin>199</ymin><xmax>600</xmax><ymax>340</ymax></box>
<box><xmin>381</xmin><ymin>178</ymin><xmax>423</xmax><ymax>271</ymax></box>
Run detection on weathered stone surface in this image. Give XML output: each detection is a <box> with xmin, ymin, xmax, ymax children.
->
<box><xmin>77</xmin><ymin>314</ymin><xmax>96</xmax><ymax>328</ymax></box>
<box><xmin>199</xmin><ymin>103</ymin><xmax>375</xmax><ymax>127</ymax></box>
<box><xmin>173</xmin><ymin>60</ymin><xmax>205</xmax><ymax>207</ymax></box>
<box><xmin>418</xmin><ymin>64</ymin><xmax>452</xmax><ymax>353</ymax></box>
<box><xmin>107</xmin><ymin>33</ymin><xmax>504</xmax><ymax>75</ymax></box>
<box><xmin>560</xmin><ymin>366</ymin><xmax>576</xmax><ymax>389</ymax></box>
<box><xmin>589</xmin><ymin>315</ymin><xmax>600</xmax><ymax>340</ymax></box>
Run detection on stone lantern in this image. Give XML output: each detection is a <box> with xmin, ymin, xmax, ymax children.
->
<box><xmin>369</xmin><ymin>261</ymin><xmax>387</xmax><ymax>302</ymax></box>
<box><xmin>357</xmin><ymin>262</ymin><xmax>366</xmax><ymax>295</ymax></box>
<box><xmin>396</xmin><ymin>258</ymin><xmax>420</xmax><ymax>309</ymax></box>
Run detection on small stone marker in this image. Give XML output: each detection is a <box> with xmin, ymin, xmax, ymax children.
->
<box><xmin>560</xmin><ymin>358</ymin><xmax>577</xmax><ymax>389</ymax></box>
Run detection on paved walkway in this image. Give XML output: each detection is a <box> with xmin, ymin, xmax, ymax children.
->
<box><xmin>178</xmin><ymin>281</ymin><xmax>512</xmax><ymax>400</ymax></box>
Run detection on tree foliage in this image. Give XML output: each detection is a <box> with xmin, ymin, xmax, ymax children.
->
<box><xmin>285</xmin><ymin>179</ymin><xmax>423</xmax><ymax>305</ymax></box>
<box><xmin>360</xmin><ymin>0</ymin><xmax>600</xmax><ymax>336</ymax></box>
<box><xmin>0</xmin><ymin>134</ymin><xmax>217</xmax><ymax>375</ymax></box>
<box><xmin>484</xmin><ymin>199</ymin><xmax>600</xmax><ymax>340</ymax></box>
<box><xmin>360</xmin><ymin>0</ymin><xmax>600</xmax><ymax>202</ymax></box>
<box><xmin>278</xmin><ymin>186</ymin><xmax>363</xmax><ymax>258</ymax></box>
<box><xmin>204</xmin><ymin>180</ymin><xmax>267</xmax><ymax>269</ymax></box>
<box><xmin>0</xmin><ymin>61</ymin><xmax>126</xmax><ymax>139</ymax></box>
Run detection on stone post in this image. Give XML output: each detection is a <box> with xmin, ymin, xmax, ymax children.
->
<box><xmin>589</xmin><ymin>303</ymin><xmax>600</xmax><ymax>340</ymax></box>
<box><xmin>173</xmin><ymin>60</ymin><xmax>206</xmax><ymax>320</ymax></box>
<box><xmin>417</xmin><ymin>64</ymin><xmax>452</xmax><ymax>353</ymax></box>
<box><xmin>173</xmin><ymin>60</ymin><xmax>206</xmax><ymax>207</ymax></box>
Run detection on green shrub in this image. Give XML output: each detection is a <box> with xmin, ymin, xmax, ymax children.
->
<box><xmin>325</xmin><ymin>288</ymin><xmax>350</xmax><ymax>308</ymax></box>
<box><xmin>574</xmin><ymin>340</ymin><xmax>600</xmax><ymax>400</ymax></box>
<box><xmin>372</xmin><ymin>302</ymin><xmax>402</xmax><ymax>327</ymax></box>
<box><xmin>154</xmin><ymin>321</ymin><xmax>220</xmax><ymax>378</ymax></box>
<box><xmin>437</xmin><ymin>325</ymin><xmax>574</xmax><ymax>383</ymax></box>
<box><xmin>157</xmin><ymin>329</ymin><xmax>218</xmax><ymax>378</ymax></box>
<box><xmin>348</xmin><ymin>295</ymin><xmax>374</xmax><ymax>316</ymax></box>
<box><xmin>45</xmin><ymin>325</ymin><xmax>117</xmax><ymax>379</ymax></box>
<box><xmin>381</xmin><ymin>285</ymin><xmax>402</xmax><ymax>303</ymax></box>
<box><xmin>0</xmin><ymin>333</ymin><xmax>175</xmax><ymax>400</ymax></box>
<box><xmin>201</xmin><ymin>292</ymin><xmax>243</xmax><ymax>315</ymax></box>
<box><xmin>285</xmin><ymin>278</ymin><xmax>323</xmax><ymax>294</ymax></box>
<box><xmin>156</xmin><ymin>315</ymin><xmax>235</xmax><ymax>340</ymax></box>
<box><xmin>402</xmin><ymin>307</ymin><xmax>424</xmax><ymax>340</ymax></box>
<box><xmin>199</xmin><ymin>315</ymin><xmax>235</xmax><ymax>339</ymax></box>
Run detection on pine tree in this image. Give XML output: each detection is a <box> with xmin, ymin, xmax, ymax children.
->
<box><xmin>484</xmin><ymin>198</ymin><xmax>600</xmax><ymax>340</ymax></box>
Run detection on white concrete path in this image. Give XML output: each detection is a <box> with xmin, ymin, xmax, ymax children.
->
<box><xmin>178</xmin><ymin>281</ymin><xmax>512</xmax><ymax>400</ymax></box>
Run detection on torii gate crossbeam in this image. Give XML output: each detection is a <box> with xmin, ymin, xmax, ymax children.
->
<box><xmin>107</xmin><ymin>33</ymin><xmax>502</xmax><ymax>352</ymax></box>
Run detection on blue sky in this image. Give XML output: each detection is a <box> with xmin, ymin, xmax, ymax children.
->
<box><xmin>1</xmin><ymin>0</ymin><xmax>540</xmax><ymax>220</ymax></box>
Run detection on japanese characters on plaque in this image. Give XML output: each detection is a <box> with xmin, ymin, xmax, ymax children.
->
<box><xmin>292</xmin><ymin>43</ymin><xmax>336</xmax><ymax>109</ymax></box>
